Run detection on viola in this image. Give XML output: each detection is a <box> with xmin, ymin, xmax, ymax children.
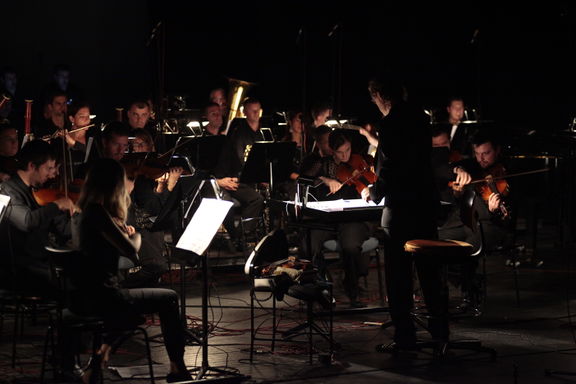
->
<box><xmin>335</xmin><ymin>153</ymin><xmax>377</xmax><ymax>195</ymax></box>
<box><xmin>121</xmin><ymin>153</ymin><xmax>170</xmax><ymax>181</ymax></box>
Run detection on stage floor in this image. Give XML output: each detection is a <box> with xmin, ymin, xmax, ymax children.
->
<box><xmin>2</xmin><ymin>223</ymin><xmax>576</xmax><ymax>384</ymax></box>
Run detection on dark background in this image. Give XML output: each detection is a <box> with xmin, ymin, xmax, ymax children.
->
<box><xmin>2</xmin><ymin>2</ymin><xmax>575</xmax><ymax>138</ymax></box>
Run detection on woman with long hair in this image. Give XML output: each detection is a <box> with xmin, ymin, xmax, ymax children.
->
<box><xmin>71</xmin><ymin>158</ymin><xmax>191</xmax><ymax>383</ymax></box>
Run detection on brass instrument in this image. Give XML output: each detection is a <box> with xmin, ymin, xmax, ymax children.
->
<box><xmin>226</xmin><ymin>78</ymin><xmax>256</xmax><ymax>129</ymax></box>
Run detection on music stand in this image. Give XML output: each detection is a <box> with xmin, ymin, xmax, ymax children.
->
<box><xmin>240</xmin><ymin>141</ymin><xmax>296</xmax><ymax>193</ymax></box>
<box><xmin>176</xmin><ymin>198</ymin><xmax>249</xmax><ymax>382</ymax></box>
<box><xmin>175</xmin><ymin>135</ymin><xmax>226</xmax><ymax>174</ymax></box>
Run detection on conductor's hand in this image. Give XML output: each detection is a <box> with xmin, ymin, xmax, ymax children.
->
<box><xmin>54</xmin><ymin>197</ymin><xmax>75</xmax><ymax>215</ymax></box>
<box><xmin>217</xmin><ymin>177</ymin><xmax>239</xmax><ymax>191</ymax></box>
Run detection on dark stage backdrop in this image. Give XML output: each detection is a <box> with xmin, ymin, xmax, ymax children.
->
<box><xmin>1</xmin><ymin>2</ymin><xmax>575</xmax><ymax>136</ymax></box>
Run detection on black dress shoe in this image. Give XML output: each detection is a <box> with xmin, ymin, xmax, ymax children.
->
<box><xmin>166</xmin><ymin>370</ymin><xmax>193</xmax><ymax>383</ymax></box>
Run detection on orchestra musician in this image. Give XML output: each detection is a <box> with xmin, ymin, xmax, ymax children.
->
<box><xmin>0</xmin><ymin>123</ymin><xmax>19</xmax><ymax>182</ymax></box>
<box><xmin>122</xmin><ymin>128</ymin><xmax>182</xmax><ymax>288</ymax></box>
<box><xmin>213</xmin><ymin>97</ymin><xmax>265</xmax><ymax>246</ymax></box>
<box><xmin>0</xmin><ymin>140</ymin><xmax>74</xmax><ymax>299</ymax></box>
<box><xmin>36</xmin><ymin>90</ymin><xmax>69</xmax><ymax>139</ymax></box>
<box><xmin>209</xmin><ymin>87</ymin><xmax>229</xmax><ymax>120</ymax></box>
<box><xmin>367</xmin><ymin>75</ymin><xmax>448</xmax><ymax>352</ymax></box>
<box><xmin>457</xmin><ymin>132</ymin><xmax>513</xmax><ymax>251</ymax></box>
<box><xmin>203</xmin><ymin>102</ymin><xmax>226</xmax><ymax>135</ymax></box>
<box><xmin>68</xmin><ymin>158</ymin><xmax>191</xmax><ymax>383</ymax></box>
<box><xmin>435</xmin><ymin>96</ymin><xmax>475</xmax><ymax>158</ymax></box>
<box><xmin>300</xmin><ymin>130</ymin><xmax>373</xmax><ymax>308</ymax></box>
<box><xmin>431</xmin><ymin>127</ymin><xmax>482</xmax><ymax>309</ymax></box>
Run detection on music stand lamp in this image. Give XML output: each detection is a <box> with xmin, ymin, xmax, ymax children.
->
<box><xmin>176</xmin><ymin>198</ymin><xmax>249</xmax><ymax>382</ymax></box>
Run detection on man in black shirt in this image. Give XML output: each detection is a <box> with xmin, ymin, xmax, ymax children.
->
<box><xmin>368</xmin><ymin>76</ymin><xmax>447</xmax><ymax>350</ymax></box>
<box><xmin>214</xmin><ymin>98</ymin><xmax>265</xmax><ymax>241</ymax></box>
<box><xmin>0</xmin><ymin>140</ymin><xmax>74</xmax><ymax>297</ymax></box>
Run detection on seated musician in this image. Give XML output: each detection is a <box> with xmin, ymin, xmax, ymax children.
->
<box><xmin>457</xmin><ymin>132</ymin><xmax>513</xmax><ymax>251</ymax></box>
<box><xmin>431</xmin><ymin>128</ymin><xmax>484</xmax><ymax>308</ymax></box>
<box><xmin>69</xmin><ymin>158</ymin><xmax>191</xmax><ymax>383</ymax></box>
<box><xmin>203</xmin><ymin>102</ymin><xmax>226</xmax><ymax>136</ymax></box>
<box><xmin>300</xmin><ymin>130</ymin><xmax>373</xmax><ymax>308</ymax></box>
<box><xmin>434</xmin><ymin>96</ymin><xmax>476</xmax><ymax>158</ymax></box>
<box><xmin>0</xmin><ymin>123</ymin><xmax>19</xmax><ymax>182</ymax></box>
<box><xmin>213</xmin><ymin>97</ymin><xmax>265</xmax><ymax>245</ymax></box>
<box><xmin>36</xmin><ymin>90</ymin><xmax>69</xmax><ymax>139</ymax></box>
<box><xmin>122</xmin><ymin>128</ymin><xmax>182</xmax><ymax>288</ymax></box>
<box><xmin>0</xmin><ymin>140</ymin><xmax>74</xmax><ymax>298</ymax></box>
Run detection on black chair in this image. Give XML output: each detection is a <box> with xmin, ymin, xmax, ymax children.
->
<box><xmin>40</xmin><ymin>247</ymin><xmax>155</xmax><ymax>383</ymax></box>
<box><xmin>402</xmin><ymin>189</ymin><xmax>496</xmax><ymax>360</ymax></box>
<box><xmin>245</xmin><ymin>229</ymin><xmax>334</xmax><ymax>364</ymax></box>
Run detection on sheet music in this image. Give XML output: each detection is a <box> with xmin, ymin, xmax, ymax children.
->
<box><xmin>286</xmin><ymin>198</ymin><xmax>384</xmax><ymax>212</ymax></box>
<box><xmin>176</xmin><ymin>198</ymin><xmax>233</xmax><ymax>255</ymax></box>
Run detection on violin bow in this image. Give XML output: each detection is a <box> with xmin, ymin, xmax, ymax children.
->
<box><xmin>453</xmin><ymin>167</ymin><xmax>549</xmax><ymax>187</ymax></box>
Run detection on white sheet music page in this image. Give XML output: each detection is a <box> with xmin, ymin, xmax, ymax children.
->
<box><xmin>301</xmin><ymin>198</ymin><xmax>384</xmax><ymax>212</ymax></box>
<box><xmin>176</xmin><ymin>198</ymin><xmax>233</xmax><ymax>255</ymax></box>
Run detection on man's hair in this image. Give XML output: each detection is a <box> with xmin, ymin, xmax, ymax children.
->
<box><xmin>368</xmin><ymin>75</ymin><xmax>404</xmax><ymax>103</ymax></box>
<box><xmin>471</xmin><ymin>130</ymin><xmax>499</xmax><ymax>149</ymax></box>
<box><xmin>128</xmin><ymin>99</ymin><xmax>150</xmax><ymax>110</ymax></box>
<box><xmin>0</xmin><ymin>123</ymin><xmax>17</xmax><ymax>136</ymax></box>
<box><xmin>52</xmin><ymin>63</ymin><xmax>71</xmax><ymax>74</ymax></box>
<box><xmin>242</xmin><ymin>97</ymin><xmax>260</xmax><ymax>109</ymax></box>
<box><xmin>45</xmin><ymin>90</ymin><xmax>67</xmax><ymax>105</ymax></box>
<box><xmin>102</xmin><ymin>122</ymin><xmax>130</xmax><ymax>142</ymax></box>
<box><xmin>0</xmin><ymin>66</ymin><xmax>17</xmax><ymax>78</ymax></box>
<box><xmin>328</xmin><ymin>130</ymin><xmax>350</xmax><ymax>151</ymax></box>
<box><xmin>314</xmin><ymin>125</ymin><xmax>332</xmax><ymax>140</ymax></box>
<box><xmin>17</xmin><ymin>140</ymin><xmax>55</xmax><ymax>170</ymax></box>
<box><xmin>431</xmin><ymin>126</ymin><xmax>450</xmax><ymax>138</ymax></box>
<box><xmin>447</xmin><ymin>96</ymin><xmax>464</xmax><ymax>106</ymax></box>
<box><xmin>310</xmin><ymin>101</ymin><xmax>332</xmax><ymax>120</ymax></box>
<box><xmin>67</xmin><ymin>100</ymin><xmax>90</xmax><ymax>118</ymax></box>
<box><xmin>204</xmin><ymin>101</ymin><xmax>221</xmax><ymax>111</ymax></box>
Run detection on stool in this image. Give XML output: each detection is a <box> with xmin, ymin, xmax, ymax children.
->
<box><xmin>403</xmin><ymin>238</ymin><xmax>496</xmax><ymax>361</ymax></box>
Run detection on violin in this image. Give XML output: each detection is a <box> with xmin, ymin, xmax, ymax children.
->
<box><xmin>121</xmin><ymin>152</ymin><xmax>170</xmax><ymax>180</ymax></box>
<box><xmin>33</xmin><ymin>179</ymin><xmax>82</xmax><ymax>206</ymax></box>
<box><xmin>335</xmin><ymin>153</ymin><xmax>377</xmax><ymax>195</ymax></box>
<box><xmin>476</xmin><ymin>164</ymin><xmax>510</xmax><ymax>218</ymax></box>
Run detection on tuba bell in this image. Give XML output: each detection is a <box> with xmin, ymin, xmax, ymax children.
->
<box><xmin>225</xmin><ymin>78</ymin><xmax>256</xmax><ymax>128</ymax></box>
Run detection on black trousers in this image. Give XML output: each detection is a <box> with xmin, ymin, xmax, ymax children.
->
<box><xmin>309</xmin><ymin>222</ymin><xmax>371</xmax><ymax>301</ymax></box>
<box><xmin>227</xmin><ymin>183</ymin><xmax>264</xmax><ymax>235</ymax></box>
<box><xmin>68</xmin><ymin>287</ymin><xmax>185</xmax><ymax>363</ymax></box>
<box><xmin>381</xmin><ymin>206</ymin><xmax>448</xmax><ymax>343</ymax></box>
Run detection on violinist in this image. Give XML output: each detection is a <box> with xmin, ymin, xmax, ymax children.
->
<box><xmin>122</xmin><ymin>128</ymin><xmax>182</xmax><ymax>288</ymax></box>
<box><xmin>0</xmin><ymin>124</ymin><xmax>19</xmax><ymax>182</ymax></box>
<box><xmin>457</xmin><ymin>132</ymin><xmax>512</xmax><ymax>251</ymax></box>
<box><xmin>300</xmin><ymin>130</ymin><xmax>373</xmax><ymax>308</ymax></box>
<box><xmin>431</xmin><ymin>128</ymin><xmax>481</xmax><ymax>310</ymax></box>
<box><xmin>0</xmin><ymin>140</ymin><xmax>73</xmax><ymax>298</ymax></box>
